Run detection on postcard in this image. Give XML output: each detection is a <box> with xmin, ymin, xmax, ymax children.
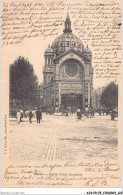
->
<box><xmin>1</xmin><ymin>0</ymin><xmax>122</xmax><ymax>190</ymax></box>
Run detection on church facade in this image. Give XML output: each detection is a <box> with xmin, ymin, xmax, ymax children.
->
<box><xmin>42</xmin><ymin>14</ymin><xmax>93</xmax><ymax>112</ymax></box>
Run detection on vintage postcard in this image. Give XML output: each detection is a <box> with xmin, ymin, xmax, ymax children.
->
<box><xmin>1</xmin><ymin>0</ymin><xmax>122</xmax><ymax>190</ymax></box>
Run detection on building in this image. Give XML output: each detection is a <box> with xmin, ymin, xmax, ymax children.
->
<box><xmin>92</xmin><ymin>87</ymin><xmax>105</xmax><ymax>110</ymax></box>
<box><xmin>42</xmin><ymin>14</ymin><xmax>93</xmax><ymax>112</ymax></box>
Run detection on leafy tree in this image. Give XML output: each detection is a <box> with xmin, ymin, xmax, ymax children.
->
<box><xmin>10</xmin><ymin>56</ymin><xmax>39</xmax><ymax>109</ymax></box>
<box><xmin>100</xmin><ymin>82</ymin><xmax>118</xmax><ymax>109</ymax></box>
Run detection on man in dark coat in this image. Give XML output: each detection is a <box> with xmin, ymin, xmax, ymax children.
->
<box><xmin>77</xmin><ymin>108</ymin><xmax>81</xmax><ymax>120</ymax></box>
<box><xmin>36</xmin><ymin>108</ymin><xmax>42</xmax><ymax>123</ymax></box>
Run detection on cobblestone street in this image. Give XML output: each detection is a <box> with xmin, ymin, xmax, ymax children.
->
<box><xmin>9</xmin><ymin>114</ymin><xmax>118</xmax><ymax>163</ymax></box>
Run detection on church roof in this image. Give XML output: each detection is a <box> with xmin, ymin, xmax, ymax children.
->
<box><xmin>51</xmin><ymin>32</ymin><xmax>83</xmax><ymax>48</ymax></box>
<box><xmin>44</xmin><ymin>14</ymin><xmax>92</xmax><ymax>58</ymax></box>
<box><xmin>51</xmin><ymin>13</ymin><xmax>85</xmax><ymax>55</ymax></box>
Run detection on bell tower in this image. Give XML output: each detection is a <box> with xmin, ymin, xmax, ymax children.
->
<box><xmin>63</xmin><ymin>13</ymin><xmax>72</xmax><ymax>33</ymax></box>
<box><xmin>43</xmin><ymin>45</ymin><xmax>54</xmax><ymax>85</ymax></box>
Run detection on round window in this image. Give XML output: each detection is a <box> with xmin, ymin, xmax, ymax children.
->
<box><xmin>65</xmin><ymin>63</ymin><xmax>78</xmax><ymax>77</ymax></box>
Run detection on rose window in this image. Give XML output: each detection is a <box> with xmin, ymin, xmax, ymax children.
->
<box><xmin>65</xmin><ymin>63</ymin><xmax>78</xmax><ymax>77</ymax></box>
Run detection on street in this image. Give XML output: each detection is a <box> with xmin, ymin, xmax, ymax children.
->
<box><xmin>9</xmin><ymin>114</ymin><xmax>118</xmax><ymax>163</ymax></box>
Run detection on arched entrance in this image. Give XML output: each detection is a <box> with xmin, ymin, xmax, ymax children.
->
<box><xmin>61</xmin><ymin>93</ymin><xmax>83</xmax><ymax>112</ymax></box>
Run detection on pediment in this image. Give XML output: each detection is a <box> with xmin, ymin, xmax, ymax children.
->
<box><xmin>54</xmin><ymin>49</ymin><xmax>83</xmax><ymax>60</ymax></box>
<box><xmin>54</xmin><ymin>49</ymin><xmax>91</xmax><ymax>64</ymax></box>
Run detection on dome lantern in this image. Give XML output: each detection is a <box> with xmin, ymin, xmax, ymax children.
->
<box><xmin>63</xmin><ymin>13</ymin><xmax>72</xmax><ymax>33</ymax></box>
<box><xmin>50</xmin><ymin>14</ymin><xmax>85</xmax><ymax>56</ymax></box>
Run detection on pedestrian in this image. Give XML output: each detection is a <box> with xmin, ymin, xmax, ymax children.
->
<box><xmin>77</xmin><ymin>108</ymin><xmax>81</xmax><ymax>120</ymax></box>
<box><xmin>29</xmin><ymin>110</ymin><xmax>33</xmax><ymax>123</ymax></box>
<box><xmin>20</xmin><ymin>109</ymin><xmax>23</xmax><ymax>122</ymax></box>
<box><xmin>98</xmin><ymin>109</ymin><xmax>101</xmax><ymax>116</ymax></box>
<box><xmin>102</xmin><ymin>108</ymin><xmax>105</xmax><ymax>115</ymax></box>
<box><xmin>36</xmin><ymin>108</ymin><xmax>42</xmax><ymax>123</ymax></box>
<box><xmin>65</xmin><ymin>111</ymin><xmax>69</xmax><ymax>117</ymax></box>
<box><xmin>16</xmin><ymin>109</ymin><xmax>21</xmax><ymax>123</ymax></box>
<box><xmin>91</xmin><ymin>107</ymin><xmax>95</xmax><ymax>116</ymax></box>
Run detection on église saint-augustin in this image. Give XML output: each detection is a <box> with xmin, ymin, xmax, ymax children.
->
<box><xmin>43</xmin><ymin>13</ymin><xmax>93</xmax><ymax>112</ymax></box>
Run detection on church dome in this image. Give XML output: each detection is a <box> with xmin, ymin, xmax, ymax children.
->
<box><xmin>51</xmin><ymin>13</ymin><xmax>84</xmax><ymax>56</ymax></box>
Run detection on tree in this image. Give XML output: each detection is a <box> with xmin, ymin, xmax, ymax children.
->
<box><xmin>10</xmin><ymin>56</ymin><xmax>39</xmax><ymax>109</ymax></box>
<box><xmin>100</xmin><ymin>82</ymin><xmax>118</xmax><ymax>109</ymax></box>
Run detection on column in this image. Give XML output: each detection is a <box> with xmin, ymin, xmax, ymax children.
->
<box><xmin>44</xmin><ymin>76</ymin><xmax>46</xmax><ymax>85</ymax></box>
<box><xmin>59</xmin><ymin>82</ymin><xmax>61</xmax><ymax>110</ymax></box>
<box><xmin>88</xmin><ymin>82</ymin><xmax>90</xmax><ymax>108</ymax></box>
<box><xmin>51</xmin><ymin>58</ymin><xmax>53</xmax><ymax>65</ymax></box>
<box><xmin>45</xmin><ymin>57</ymin><xmax>47</xmax><ymax>66</ymax></box>
<box><xmin>48</xmin><ymin>57</ymin><xmax>50</xmax><ymax>66</ymax></box>
<box><xmin>53</xmin><ymin>85</ymin><xmax>56</xmax><ymax>108</ymax></box>
<box><xmin>83</xmin><ymin>82</ymin><xmax>85</xmax><ymax>109</ymax></box>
